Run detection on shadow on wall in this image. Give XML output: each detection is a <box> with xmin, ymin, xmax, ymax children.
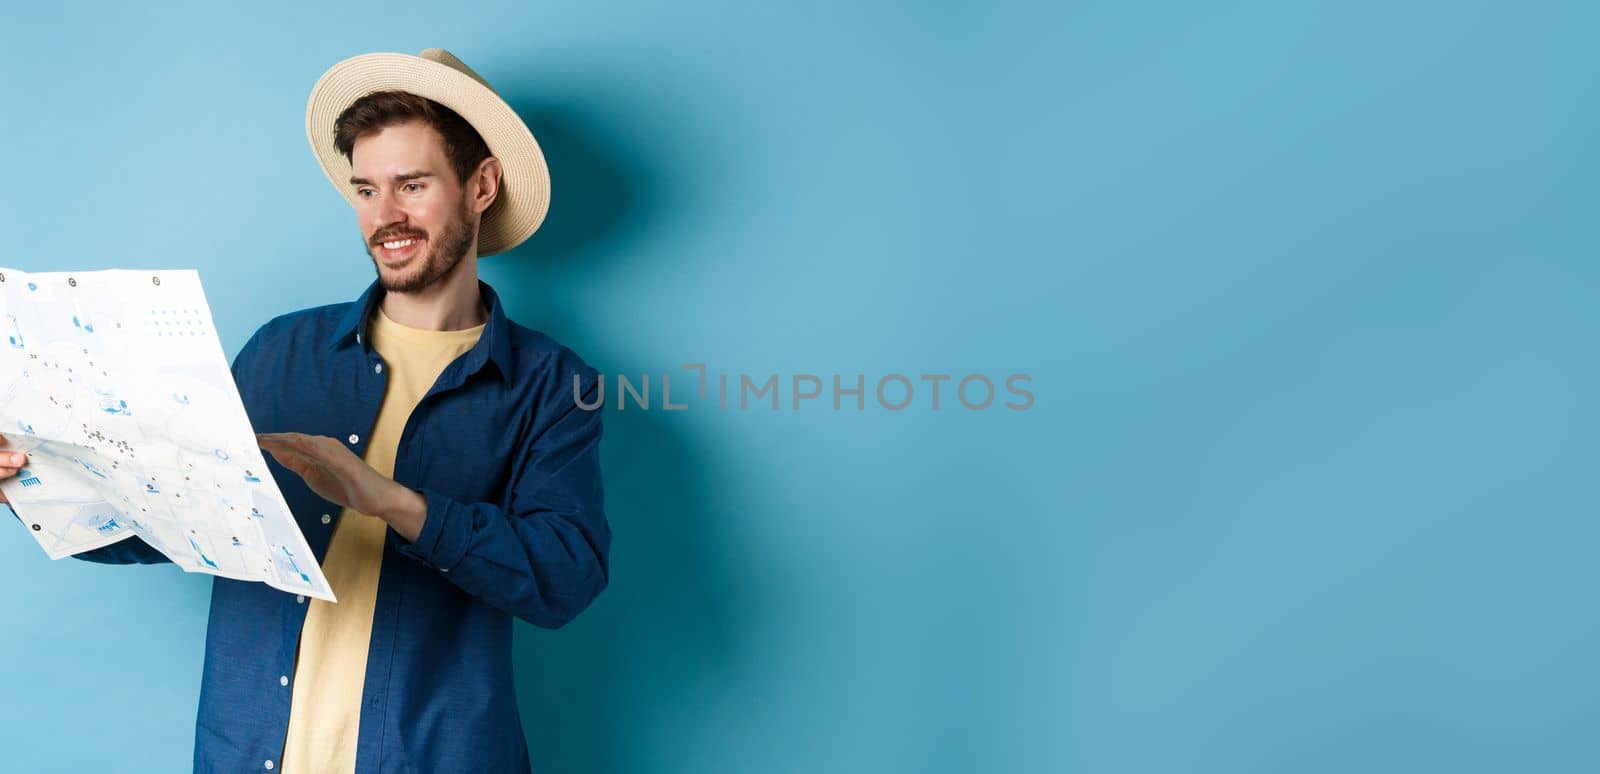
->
<box><xmin>492</xmin><ymin>92</ymin><xmax>753</xmax><ymax>773</ymax></box>
<box><xmin>499</xmin><ymin>90</ymin><xmax>651</xmax><ymax>269</ymax></box>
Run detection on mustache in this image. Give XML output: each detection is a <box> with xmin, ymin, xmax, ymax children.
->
<box><xmin>370</xmin><ymin>230</ymin><xmax>427</xmax><ymax>246</ymax></box>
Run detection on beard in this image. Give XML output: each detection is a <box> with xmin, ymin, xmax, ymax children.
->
<box><xmin>365</xmin><ymin>198</ymin><xmax>477</xmax><ymax>294</ymax></box>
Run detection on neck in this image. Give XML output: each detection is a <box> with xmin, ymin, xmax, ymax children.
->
<box><xmin>378</xmin><ymin>253</ymin><xmax>488</xmax><ymax>331</ymax></box>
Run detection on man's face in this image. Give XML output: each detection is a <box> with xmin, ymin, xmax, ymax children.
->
<box><xmin>349</xmin><ymin>121</ymin><xmax>477</xmax><ymax>294</ymax></box>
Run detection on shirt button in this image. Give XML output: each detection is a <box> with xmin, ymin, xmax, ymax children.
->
<box><xmin>279</xmin><ymin>675</ymin><xmax>289</xmax><ymax>686</ymax></box>
<box><xmin>264</xmin><ymin>761</ymin><xmax>275</xmax><ymax>770</ymax></box>
<box><xmin>374</xmin><ymin>362</ymin><xmax>383</xmax><ymax>374</ymax></box>
<box><xmin>347</xmin><ymin>433</ymin><xmax>360</xmax><ymax>445</ymax></box>
<box><xmin>295</xmin><ymin>595</ymin><xmax>305</xmax><ymax>604</ymax></box>
<box><xmin>321</xmin><ymin>513</ymin><xmax>332</xmax><ymax>525</ymax></box>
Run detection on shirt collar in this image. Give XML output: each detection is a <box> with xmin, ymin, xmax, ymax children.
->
<box><xmin>325</xmin><ymin>277</ymin><xmax>515</xmax><ymax>382</ymax></box>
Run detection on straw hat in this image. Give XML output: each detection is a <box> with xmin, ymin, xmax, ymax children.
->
<box><xmin>305</xmin><ymin>48</ymin><xmax>550</xmax><ymax>257</ymax></box>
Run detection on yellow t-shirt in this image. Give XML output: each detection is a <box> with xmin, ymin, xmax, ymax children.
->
<box><xmin>279</xmin><ymin>304</ymin><xmax>484</xmax><ymax>774</ymax></box>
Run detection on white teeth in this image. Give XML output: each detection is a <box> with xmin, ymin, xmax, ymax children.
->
<box><xmin>382</xmin><ymin>238</ymin><xmax>418</xmax><ymax>250</ymax></box>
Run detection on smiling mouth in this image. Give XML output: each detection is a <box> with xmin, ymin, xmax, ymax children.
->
<box><xmin>376</xmin><ymin>236</ymin><xmax>425</xmax><ymax>262</ymax></box>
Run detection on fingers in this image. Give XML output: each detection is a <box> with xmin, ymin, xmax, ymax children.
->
<box><xmin>261</xmin><ymin>444</ymin><xmax>318</xmax><ymax>476</ymax></box>
<box><xmin>259</xmin><ymin>433</ymin><xmax>342</xmax><ymax>460</ymax></box>
<box><xmin>257</xmin><ymin>434</ymin><xmax>296</xmax><ymax>460</ymax></box>
<box><xmin>0</xmin><ymin>436</ymin><xmax>24</xmax><ymax>467</ymax></box>
<box><xmin>257</xmin><ymin>432</ymin><xmax>311</xmax><ymax>453</ymax></box>
<box><xmin>258</xmin><ymin>435</ymin><xmax>306</xmax><ymax>459</ymax></box>
<box><xmin>0</xmin><ymin>450</ymin><xmax>23</xmax><ymax>505</ymax></box>
<box><xmin>257</xmin><ymin>439</ymin><xmax>292</xmax><ymax>459</ymax></box>
<box><xmin>257</xmin><ymin>432</ymin><xmax>309</xmax><ymax>442</ymax></box>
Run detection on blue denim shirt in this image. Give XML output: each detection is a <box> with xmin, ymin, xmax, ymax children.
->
<box><xmin>72</xmin><ymin>277</ymin><xmax>609</xmax><ymax>773</ymax></box>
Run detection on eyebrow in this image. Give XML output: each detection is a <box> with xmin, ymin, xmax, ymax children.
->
<box><xmin>349</xmin><ymin>171</ymin><xmax>435</xmax><ymax>186</ymax></box>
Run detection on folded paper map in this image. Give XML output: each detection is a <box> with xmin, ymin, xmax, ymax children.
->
<box><xmin>0</xmin><ymin>266</ymin><xmax>334</xmax><ymax>601</ymax></box>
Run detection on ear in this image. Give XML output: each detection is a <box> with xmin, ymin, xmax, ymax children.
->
<box><xmin>468</xmin><ymin>156</ymin><xmax>502</xmax><ymax>216</ymax></box>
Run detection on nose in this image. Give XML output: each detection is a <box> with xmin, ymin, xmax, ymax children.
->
<box><xmin>369</xmin><ymin>196</ymin><xmax>409</xmax><ymax>241</ymax></box>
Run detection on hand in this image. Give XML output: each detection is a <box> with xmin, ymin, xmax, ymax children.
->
<box><xmin>0</xmin><ymin>433</ymin><xmax>26</xmax><ymax>505</ymax></box>
<box><xmin>255</xmin><ymin>432</ymin><xmax>425</xmax><ymax>540</ymax></box>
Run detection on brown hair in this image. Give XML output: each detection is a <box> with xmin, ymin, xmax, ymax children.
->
<box><xmin>332</xmin><ymin>90</ymin><xmax>493</xmax><ymax>185</ymax></box>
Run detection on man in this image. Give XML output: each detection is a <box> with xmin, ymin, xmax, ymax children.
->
<box><xmin>0</xmin><ymin>48</ymin><xmax>609</xmax><ymax>773</ymax></box>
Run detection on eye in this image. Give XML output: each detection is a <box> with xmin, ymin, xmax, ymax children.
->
<box><xmin>403</xmin><ymin>182</ymin><xmax>423</xmax><ymax>193</ymax></box>
<box><xmin>356</xmin><ymin>188</ymin><xmax>375</xmax><ymax>198</ymax></box>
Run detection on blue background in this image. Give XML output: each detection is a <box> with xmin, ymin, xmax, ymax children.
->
<box><xmin>1</xmin><ymin>1</ymin><xmax>1595</xmax><ymax>772</ymax></box>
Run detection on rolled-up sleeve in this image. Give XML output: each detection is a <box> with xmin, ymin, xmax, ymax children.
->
<box><xmin>397</xmin><ymin>370</ymin><xmax>609</xmax><ymax>629</ymax></box>
<box><xmin>67</xmin><ymin>533</ymin><xmax>171</xmax><ymax>565</ymax></box>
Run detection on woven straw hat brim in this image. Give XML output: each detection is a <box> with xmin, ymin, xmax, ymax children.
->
<box><xmin>305</xmin><ymin>50</ymin><xmax>549</xmax><ymax>257</ymax></box>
